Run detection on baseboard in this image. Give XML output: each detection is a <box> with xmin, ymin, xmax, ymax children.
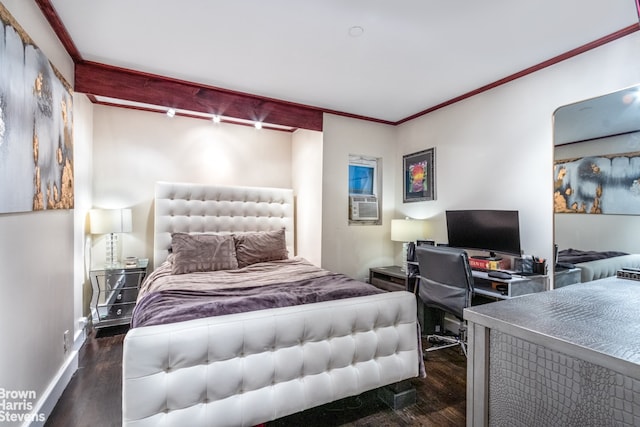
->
<box><xmin>73</xmin><ymin>323</ymin><xmax>87</xmax><ymax>352</ymax></box>
<box><xmin>24</xmin><ymin>329</ymin><xmax>86</xmax><ymax>427</ymax></box>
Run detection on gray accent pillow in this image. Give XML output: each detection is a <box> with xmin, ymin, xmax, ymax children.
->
<box><xmin>234</xmin><ymin>229</ymin><xmax>289</xmax><ymax>268</ymax></box>
<box><xmin>171</xmin><ymin>233</ymin><xmax>238</xmax><ymax>274</ymax></box>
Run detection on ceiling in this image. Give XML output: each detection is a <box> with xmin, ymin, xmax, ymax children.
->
<box><xmin>45</xmin><ymin>0</ymin><xmax>639</xmax><ymax>128</ymax></box>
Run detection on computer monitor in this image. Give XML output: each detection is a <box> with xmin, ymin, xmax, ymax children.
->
<box><xmin>445</xmin><ymin>209</ymin><xmax>521</xmax><ymax>259</ymax></box>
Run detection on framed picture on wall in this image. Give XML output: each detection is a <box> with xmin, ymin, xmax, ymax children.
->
<box><xmin>0</xmin><ymin>3</ymin><xmax>74</xmax><ymax>214</ymax></box>
<box><xmin>403</xmin><ymin>148</ymin><xmax>435</xmax><ymax>202</ymax></box>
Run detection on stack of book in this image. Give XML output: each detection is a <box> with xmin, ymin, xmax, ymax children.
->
<box><xmin>469</xmin><ymin>257</ymin><xmax>506</xmax><ymax>271</ymax></box>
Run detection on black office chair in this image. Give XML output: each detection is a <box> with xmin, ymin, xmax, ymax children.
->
<box><xmin>416</xmin><ymin>245</ymin><xmax>474</xmax><ymax>357</ymax></box>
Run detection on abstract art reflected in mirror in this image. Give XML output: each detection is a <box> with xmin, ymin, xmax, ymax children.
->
<box><xmin>554</xmin><ymin>150</ymin><xmax>640</xmax><ymax>214</ymax></box>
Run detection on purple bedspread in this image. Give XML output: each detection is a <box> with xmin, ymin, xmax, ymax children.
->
<box><xmin>131</xmin><ymin>272</ymin><xmax>384</xmax><ymax>328</ymax></box>
<box><xmin>557</xmin><ymin>248</ymin><xmax>628</xmax><ymax>264</ymax></box>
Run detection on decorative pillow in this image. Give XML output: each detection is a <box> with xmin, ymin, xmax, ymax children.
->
<box><xmin>170</xmin><ymin>233</ymin><xmax>238</xmax><ymax>274</ymax></box>
<box><xmin>234</xmin><ymin>229</ymin><xmax>289</xmax><ymax>268</ymax></box>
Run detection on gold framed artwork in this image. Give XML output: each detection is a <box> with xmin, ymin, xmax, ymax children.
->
<box><xmin>0</xmin><ymin>3</ymin><xmax>74</xmax><ymax>214</ymax></box>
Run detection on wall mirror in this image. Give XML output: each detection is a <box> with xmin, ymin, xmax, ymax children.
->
<box><xmin>553</xmin><ymin>84</ymin><xmax>640</xmax><ymax>280</ymax></box>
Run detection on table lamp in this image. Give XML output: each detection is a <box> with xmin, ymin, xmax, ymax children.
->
<box><xmin>391</xmin><ymin>218</ymin><xmax>429</xmax><ymax>272</ymax></box>
<box><xmin>90</xmin><ymin>208</ymin><xmax>132</xmax><ymax>267</ymax></box>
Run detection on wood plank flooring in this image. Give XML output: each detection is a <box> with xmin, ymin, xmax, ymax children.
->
<box><xmin>45</xmin><ymin>327</ymin><xmax>466</xmax><ymax>427</ymax></box>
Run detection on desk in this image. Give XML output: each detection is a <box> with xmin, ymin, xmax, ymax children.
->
<box><xmin>471</xmin><ymin>270</ymin><xmax>547</xmax><ymax>299</ymax></box>
<box><xmin>464</xmin><ymin>276</ymin><xmax>640</xmax><ymax>426</ymax></box>
<box><xmin>408</xmin><ymin>261</ymin><xmax>548</xmax><ymax>299</ymax></box>
<box><xmin>406</xmin><ymin>261</ymin><xmax>547</xmax><ymax>334</ymax></box>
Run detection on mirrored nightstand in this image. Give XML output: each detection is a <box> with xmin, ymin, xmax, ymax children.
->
<box><xmin>90</xmin><ymin>260</ymin><xmax>148</xmax><ymax>329</ymax></box>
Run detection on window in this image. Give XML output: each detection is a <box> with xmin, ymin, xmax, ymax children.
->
<box><xmin>348</xmin><ymin>154</ymin><xmax>381</xmax><ymax>224</ymax></box>
<box><xmin>349</xmin><ymin>155</ymin><xmax>378</xmax><ymax>195</ymax></box>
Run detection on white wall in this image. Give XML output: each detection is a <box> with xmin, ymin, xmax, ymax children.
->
<box><xmin>321</xmin><ymin>114</ymin><xmax>397</xmax><ymax>281</ymax></box>
<box><xmin>291</xmin><ymin>129</ymin><xmax>323</xmax><ymax>266</ymax></box>
<box><xmin>394</xmin><ymin>31</ymin><xmax>640</xmax><ymax>276</ymax></box>
<box><xmin>73</xmin><ymin>94</ymin><xmax>94</xmax><ymax>324</ymax></box>
<box><xmin>91</xmin><ymin>106</ymin><xmax>295</xmax><ymax>266</ymax></box>
<box><xmin>0</xmin><ymin>2</ymin><xmax>91</xmax><ymax>426</ymax></box>
<box><xmin>396</xmin><ymin>80</ymin><xmax>554</xmax><ymax>262</ymax></box>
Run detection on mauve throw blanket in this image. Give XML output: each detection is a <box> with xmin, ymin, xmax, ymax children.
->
<box><xmin>558</xmin><ymin>248</ymin><xmax>628</xmax><ymax>264</ymax></box>
<box><xmin>131</xmin><ymin>257</ymin><xmax>384</xmax><ymax>328</ymax></box>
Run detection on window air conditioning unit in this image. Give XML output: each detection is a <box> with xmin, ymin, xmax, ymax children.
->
<box><xmin>349</xmin><ymin>196</ymin><xmax>379</xmax><ymax>221</ymax></box>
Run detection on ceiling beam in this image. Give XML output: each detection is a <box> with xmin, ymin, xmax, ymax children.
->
<box><xmin>75</xmin><ymin>61</ymin><xmax>324</xmax><ymax>131</ymax></box>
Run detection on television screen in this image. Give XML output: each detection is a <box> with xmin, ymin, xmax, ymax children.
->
<box><xmin>349</xmin><ymin>165</ymin><xmax>374</xmax><ymax>195</ymax></box>
<box><xmin>445</xmin><ymin>210</ymin><xmax>521</xmax><ymax>258</ymax></box>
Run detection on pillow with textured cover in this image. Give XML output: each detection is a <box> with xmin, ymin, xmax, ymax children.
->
<box><xmin>171</xmin><ymin>233</ymin><xmax>238</xmax><ymax>274</ymax></box>
<box><xmin>234</xmin><ymin>229</ymin><xmax>289</xmax><ymax>268</ymax></box>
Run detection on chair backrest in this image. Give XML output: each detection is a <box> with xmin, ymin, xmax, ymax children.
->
<box><xmin>416</xmin><ymin>245</ymin><xmax>474</xmax><ymax>319</ymax></box>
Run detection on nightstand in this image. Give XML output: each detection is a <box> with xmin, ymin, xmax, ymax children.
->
<box><xmin>369</xmin><ymin>265</ymin><xmax>408</xmax><ymax>292</ymax></box>
<box><xmin>90</xmin><ymin>260</ymin><xmax>148</xmax><ymax>329</ymax></box>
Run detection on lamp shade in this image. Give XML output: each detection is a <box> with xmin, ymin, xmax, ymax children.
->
<box><xmin>90</xmin><ymin>209</ymin><xmax>133</xmax><ymax>234</ymax></box>
<box><xmin>391</xmin><ymin>218</ymin><xmax>428</xmax><ymax>242</ymax></box>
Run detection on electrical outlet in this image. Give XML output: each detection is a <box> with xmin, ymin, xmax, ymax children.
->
<box><xmin>63</xmin><ymin>330</ymin><xmax>70</xmax><ymax>354</ymax></box>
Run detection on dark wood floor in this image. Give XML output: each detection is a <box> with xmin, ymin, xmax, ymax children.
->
<box><xmin>45</xmin><ymin>327</ymin><xmax>466</xmax><ymax>427</ymax></box>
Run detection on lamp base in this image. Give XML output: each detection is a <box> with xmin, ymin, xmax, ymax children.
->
<box><xmin>105</xmin><ymin>232</ymin><xmax>120</xmax><ymax>267</ymax></box>
<box><xmin>401</xmin><ymin>242</ymin><xmax>408</xmax><ymax>272</ymax></box>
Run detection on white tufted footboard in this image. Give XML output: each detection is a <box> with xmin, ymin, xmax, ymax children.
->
<box><xmin>122</xmin><ymin>291</ymin><xmax>419</xmax><ymax>427</ymax></box>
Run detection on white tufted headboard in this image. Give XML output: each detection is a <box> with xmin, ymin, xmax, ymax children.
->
<box><xmin>153</xmin><ymin>182</ymin><xmax>295</xmax><ymax>269</ymax></box>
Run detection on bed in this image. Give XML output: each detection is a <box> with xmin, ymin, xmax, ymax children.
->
<box><xmin>557</xmin><ymin>249</ymin><xmax>640</xmax><ymax>282</ymax></box>
<box><xmin>122</xmin><ymin>182</ymin><xmax>422</xmax><ymax>427</ymax></box>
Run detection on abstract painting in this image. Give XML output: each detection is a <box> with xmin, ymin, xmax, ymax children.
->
<box><xmin>554</xmin><ymin>151</ymin><xmax>640</xmax><ymax>215</ymax></box>
<box><xmin>0</xmin><ymin>3</ymin><xmax>74</xmax><ymax>214</ymax></box>
<box><xmin>403</xmin><ymin>148</ymin><xmax>435</xmax><ymax>202</ymax></box>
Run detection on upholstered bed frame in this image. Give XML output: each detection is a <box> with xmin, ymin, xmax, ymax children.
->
<box><xmin>122</xmin><ymin>182</ymin><xmax>420</xmax><ymax>427</ymax></box>
<box><xmin>576</xmin><ymin>254</ymin><xmax>640</xmax><ymax>282</ymax></box>
<box><xmin>152</xmin><ymin>181</ymin><xmax>295</xmax><ymax>269</ymax></box>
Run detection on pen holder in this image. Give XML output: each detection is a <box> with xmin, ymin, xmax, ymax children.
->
<box><xmin>514</xmin><ymin>256</ymin><xmax>533</xmax><ymax>273</ymax></box>
<box><xmin>533</xmin><ymin>260</ymin><xmax>547</xmax><ymax>275</ymax></box>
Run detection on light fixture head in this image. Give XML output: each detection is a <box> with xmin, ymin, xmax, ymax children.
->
<box><xmin>89</xmin><ymin>208</ymin><xmax>133</xmax><ymax>267</ymax></box>
<box><xmin>212</xmin><ymin>115</ymin><xmax>221</xmax><ymax>123</ymax></box>
<box><xmin>391</xmin><ymin>218</ymin><xmax>428</xmax><ymax>242</ymax></box>
<box><xmin>254</xmin><ymin>121</ymin><xmax>263</xmax><ymax>130</ymax></box>
<box><xmin>166</xmin><ymin>108</ymin><xmax>176</xmax><ymax>118</ymax></box>
<box><xmin>89</xmin><ymin>208</ymin><xmax>133</xmax><ymax>234</ymax></box>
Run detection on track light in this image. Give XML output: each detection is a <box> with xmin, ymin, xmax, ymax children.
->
<box><xmin>254</xmin><ymin>121</ymin><xmax>262</xmax><ymax>130</ymax></box>
<box><xmin>166</xmin><ymin>108</ymin><xmax>176</xmax><ymax>118</ymax></box>
<box><xmin>212</xmin><ymin>115</ymin><xmax>221</xmax><ymax>123</ymax></box>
